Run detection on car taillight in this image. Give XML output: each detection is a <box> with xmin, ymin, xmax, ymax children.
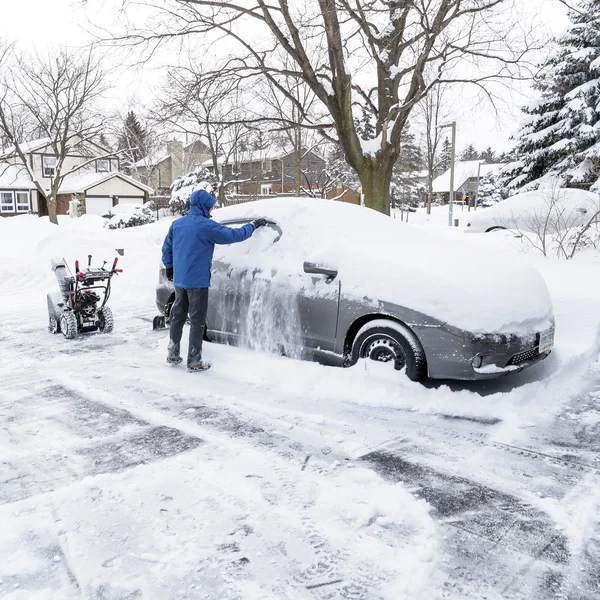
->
<box><xmin>467</xmin><ymin>222</ymin><xmax>471</xmax><ymax>227</ymax></box>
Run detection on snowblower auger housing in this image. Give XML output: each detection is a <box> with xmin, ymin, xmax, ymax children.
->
<box><xmin>47</xmin><ymin>255</ymin><xmax>123</xmax><ymax>339</ymax></box>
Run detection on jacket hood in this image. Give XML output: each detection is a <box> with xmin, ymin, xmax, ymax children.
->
<box><xmin>189</xmin><ymin>189</ymin><xmax>217</xmax><ymax>218</ymax></box>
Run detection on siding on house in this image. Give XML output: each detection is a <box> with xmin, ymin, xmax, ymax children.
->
<box><xmin>219</xmin><ymin>149</ymin><xmax>330</xmax><ymax>197</ymax></box>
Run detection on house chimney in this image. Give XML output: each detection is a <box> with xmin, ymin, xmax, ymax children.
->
<box><xmin>167</xmin><ymin>140</ymin><xmax>184</xmax><ymax>184</ymax></box>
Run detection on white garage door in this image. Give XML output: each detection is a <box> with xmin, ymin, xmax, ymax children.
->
<box><xmin>117</xmin><ymin>197</ymin><xmax>145</xmax><ymax>206</ymax></box>
<box><xmin>86</xmin><ymin>197</ymin><xmax>113</xmax><ymax>215</ymax></box>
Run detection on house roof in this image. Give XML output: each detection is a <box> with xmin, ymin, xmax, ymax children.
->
<box><xmin>58</xmin><ymin>171</ymin><xmax>154</xmax><ymax>194</ymax></box>
<box><xmin>0</xmin><ymin>137</ymin><xmax>52</xmax><ymax>159</ymax></box>
<box><xmin>0</xmin><ymin>163</ymin><xmax>37</xmax><ymax>189</ymax></box>
<box><xmin>432</xmin><ymin>161</ymin><xmax>504</xmax><ymax>193</ymax></box>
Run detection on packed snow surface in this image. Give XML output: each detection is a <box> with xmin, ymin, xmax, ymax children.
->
<box><xmin>1</xmin><ymin>201</ymin><xmax>600</xmax><ymax>599</ymax></box>
<box><xmin>213</xmin><ymin>198</ymin><xmax>553</xmax><ymax>333</ymax></box>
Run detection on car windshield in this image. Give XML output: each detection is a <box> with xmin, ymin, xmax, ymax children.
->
<box><xmin>218</xmin><ymin>218</ymin><xmax>282</xmax><ymax>243</ymax></box>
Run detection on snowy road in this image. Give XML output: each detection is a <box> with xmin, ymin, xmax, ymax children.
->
<box><xmin>1</xmin><ymin>213</ymin><xmax>600</xmax><ymax>599</ymax></box>
<box><xmin>2</xmin><ymin>304</ymin><xmax>600</xmax><ymax>599</ymax></box>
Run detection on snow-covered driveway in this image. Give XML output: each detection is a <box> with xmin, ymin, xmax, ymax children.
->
<box><xmin>1</xmin><ymin>213</ymin><xmax>600</xmax><ymax>599</ymax></box>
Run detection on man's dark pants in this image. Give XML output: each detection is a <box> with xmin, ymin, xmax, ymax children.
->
<box><xmin>168</xmin><ymin>287</ymin><xmax>209</xmax><ymax>368</ymax></box>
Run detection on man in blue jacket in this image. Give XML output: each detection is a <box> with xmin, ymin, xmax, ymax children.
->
<box><xmin>161</xmin><ymin>189</ymin><xmax>266</xmax><ymax>371</ymax></box>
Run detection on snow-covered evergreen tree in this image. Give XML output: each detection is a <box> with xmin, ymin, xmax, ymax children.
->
<box><xmin>480</xmin><ymin>147</ymin><xmax>497</xmax><ymax>163</ymax></box>
<box><xmin>118</xmin><ymin>111</ymin><xmax>148</xmax><ymax>174</ymax></box>
<box><xmin>391</xmin><ymin>127</ymin><xmax>425</xmax><ymax>208</ymax></box>
<box><xmin>461</xmin><ymin>144</ymin><xmax>479</xmax><ymax>161</ymax></box>
<box><xmin>477</xmin><ymin>170</ymin><xmax>509</xmax><ymax>207</ymax></box>
<box><xmin>509</xmin><ymin>0</ymin><xmax>600</xmax><ymax>190</ymax></box>
<box><xmin>170</xmin><ymin>167</ymin><xmax>220</xmax><ymax>215</ymax></box>
<box><xmin>438</xmin><ymin>137</ymin><xmax>452</xmax><ymax>171</ymax></box>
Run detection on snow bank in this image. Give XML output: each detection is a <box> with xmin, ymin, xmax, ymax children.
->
<box><xmin>213</xmin><ymin>198</ymin><xmax>553</xmax><ymax>333</ymax></box>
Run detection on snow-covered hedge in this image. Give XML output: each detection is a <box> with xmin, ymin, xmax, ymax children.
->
<box><xmin>170</xmin><ymin>167</ymin><xmax>220</xmax><ymax>215</ymax></box>
<box><xmin>103</xmin><ymin>204</ymin><xmax>156</xmax><ymax>229</ymax></box>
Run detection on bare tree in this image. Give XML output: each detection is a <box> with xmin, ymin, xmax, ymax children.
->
<box><xmin>107</xmin><ymin>0</ymin><xmax>538</xmax><ymax>215</ymax></box>
<box><xmin>0</xmin><ymin>46</ymin><xmax>114</xmax><ymax>224</ymax></box>
<box><xmin>416</xmin><ymin>82</ymin><xmax>451</xmax><ymax>214</ymax></box>
<box><xmin>154</xmin><ymin>61</ymin><xmax>253</xmax><ymax>202</ymax></box>
<box><xmin>256</xmin><ymin>50</ymin><xmax>325</xmax><ymax>195</ymax></box>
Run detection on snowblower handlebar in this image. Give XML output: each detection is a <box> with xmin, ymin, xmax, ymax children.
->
<box><xmin>73</xmin><ymin>256</ymin><xmax>124</xmax><ymax>282</ymax></box>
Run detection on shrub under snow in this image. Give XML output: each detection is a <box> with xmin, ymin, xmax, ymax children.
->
<box><xmin>103</xmin><ymin>204</ymin><xmax>156</xmax><ymax>229</ymax></box>
<box><xmin>170</xmin><ymin>167</ymin><xmax>219</xmax><ymax>215</ymax></box>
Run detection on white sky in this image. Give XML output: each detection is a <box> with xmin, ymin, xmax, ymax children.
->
<box><xmin>0</xmin><ymin>0</ymin><xmax>570</xmax><ymax>154</ymax></box>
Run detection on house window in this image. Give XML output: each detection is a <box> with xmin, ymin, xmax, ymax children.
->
<box><xmin>96</xmin><ymin>159</ymin><xmax>110</xmax><ymax>173</ymax></box>
<box><xmin>42</xmin><ymin>156</ymin><xmax>57</xmax><ymax>178</ymax></box>
<box><xmin>262</xmin><ymin>159</ymin><xmax>272</xmax><ymax>173</ymax></box>
<box><xmin>261</xmin><ymin>184</ymin><xmax>272</xmax><ymax>196</ymax></box>
<box><xmin>16</xmin><ymin>191</ymin><xmax>30</xmax><ymax>213</ymax></box>
<box><xmin>1</xmin><ymin>191</ymin><xmax>15</xmax><ymax>213</ymax></box>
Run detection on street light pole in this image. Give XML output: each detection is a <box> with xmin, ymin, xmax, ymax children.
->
<box><xmin>438</xmin><ymin>121</ymin><xmax>457</xmax><ymax>226</ymax></box>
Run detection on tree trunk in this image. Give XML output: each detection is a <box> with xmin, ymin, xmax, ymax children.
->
<box><xmin>295</xmin><ymin>126</ymin><xmax>301</xmax><ymax>196</ymax></box>
<box><xmin>47</xmin><ymin>195</ymin><xmax>59</xmax><ymax>225</ymax></box>
<box><xmin>427</xmin><ymin>177</ymin><xmax>433</xmax><ymax>215</ymax></box>
<box><xmin>358</xmin><ymin>160</ymin><xmax>393</xmax><ymax>216</ymax></box>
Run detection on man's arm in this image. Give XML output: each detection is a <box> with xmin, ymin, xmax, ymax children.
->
<box><xmin>207</xmin><ymin>221</ymin><xmax>256</xmax><ymax>245</ymax></box>
<box><xmin>162</xmin><ymin>225</ymin><xmax>174</xmax><ymax>268</ymax></box>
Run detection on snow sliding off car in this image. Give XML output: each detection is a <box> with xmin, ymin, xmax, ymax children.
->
<box><xmin>156</xmin><ymin>199</ymin><xmax>555</xmax><ymax>382</ymax></box>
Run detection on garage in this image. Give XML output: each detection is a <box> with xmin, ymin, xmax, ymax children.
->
<box><xmin>56</xmin><ymin>172</ymin><xmax>153</xmax><ymax>216</ymax></box>
<box><xmin>85</xmin><ymin>197</ymin><xmax>113</xmax><ymax>216</ymax></box>
<box><xmin>115</xmin><ymin>196</ymin><xmax>145</xmax><ymax>206</ymax></box>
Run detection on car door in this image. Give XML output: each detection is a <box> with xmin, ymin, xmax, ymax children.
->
<box><xmin>296</xmin><ymin>264</ymin><xmax>341</xmax><ymax>354</ymax></box>
<box><xmin>208</xmin><ymin>217</ymin><xmax>340</xmax><ymax>357</ymax></box>
<box><xmin>207</xmin><ymin>218</ymin><xmax>265</xmax><ymax>342</ymax></box>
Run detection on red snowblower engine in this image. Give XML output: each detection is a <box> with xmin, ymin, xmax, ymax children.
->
<box><xmin>47</xmin><ymin>255</ymin><xmax>123</xmax><ymax>339</ymax></box>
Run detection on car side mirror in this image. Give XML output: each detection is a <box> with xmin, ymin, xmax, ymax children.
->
<box><xmin>303</xmin><ymin>261</ymin><xmax>338</xmax><ymax>282</ymax></box>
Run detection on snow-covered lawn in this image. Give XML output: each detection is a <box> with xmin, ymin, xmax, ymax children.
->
<box><xmin>1</xmin><ymin>208</ymin><xmax>600</xmax><ymax>599</ymax></box>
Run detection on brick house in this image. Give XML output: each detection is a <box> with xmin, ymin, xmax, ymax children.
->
<box><xmin>207</xmin><ymin>147</ymin><xmax>361</xmax><ymax>204</ymax></box>
<box><xmin>0</xmin><ymin>137</ymin><xmax>153</xmax><ymax>217</ymax></box>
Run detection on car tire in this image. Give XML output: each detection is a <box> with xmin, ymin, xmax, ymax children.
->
<box><xmin>349</xmin><ymin>319</ymin><xmax>427</xmax><ymax>382</ymax></box>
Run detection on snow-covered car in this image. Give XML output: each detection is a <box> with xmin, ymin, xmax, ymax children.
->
<box><xmin>156</xmin><ymin>198</ymin><xmax>555</xmax><ymax>382</ymax></box>
<box><xmin>463</xmin><ymin>188</ymin><xmax>599</xmax><ymax>233</ymax></box>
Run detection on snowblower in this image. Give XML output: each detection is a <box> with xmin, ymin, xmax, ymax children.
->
<box><xmin>47</xmin><ymin>255</ymin><xmax>123</xmax><ymax>339</ymax></box>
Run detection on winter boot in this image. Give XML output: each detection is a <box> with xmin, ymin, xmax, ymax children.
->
<box><xmin>187</xmin><ymin>361</ymin><xmax>211</xmax><ymax>373</ymax></box>
<box><xmin>167</xmin><ymin>356</ymin><xmax>183</xmax><ymax>365</ymax></box>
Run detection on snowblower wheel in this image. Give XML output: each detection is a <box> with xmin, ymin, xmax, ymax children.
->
<box><xmin>60</xmin><ymin>311</ymin><xmax>78</xmax><ymax>339</ymax></box>
<box><xmin>98</xmin><ymin>306</ymin><xmax>114</xmax><ymax>333</ymax></box>
<box><xmin>48</xmin><ymin>315</ymin><xmax>60</xmax><ymax>334</ymax></box>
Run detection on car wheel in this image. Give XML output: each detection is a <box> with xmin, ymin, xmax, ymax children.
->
<box><xmin>349</xmin><ymin>319</ymin><xmax>427</xmax><ymax>382</ymax></box>
<box><xmin>485</xmin><ymin>226</ymin><xmax>507</xmax><ymax>233</ymax></box>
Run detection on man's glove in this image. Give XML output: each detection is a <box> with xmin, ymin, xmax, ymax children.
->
<box><xmin>166</xmin><ymin>267</ymin><xmax>174</xmax><ymax>282</ymax></box>
<box><xmin>253</xmin><ymin>218</ymin><xmax>267</xmax><ymax>229</ymax></box>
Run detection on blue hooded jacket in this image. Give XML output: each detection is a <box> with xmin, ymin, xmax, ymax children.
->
<box><xmin>161</xmin><ymin>189</ymin><xmax>255</xmax><ymax>288</ymax></box>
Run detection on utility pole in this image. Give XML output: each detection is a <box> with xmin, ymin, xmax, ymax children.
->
<box><xmin>473</xmin><ymin>161</ymin><xmax>482</xmax><ymax>211</ymax></box>
<box><xmin>438</xmin><ymin>121</ymin><xmax>456</xmax><ymax>226</ymax></box>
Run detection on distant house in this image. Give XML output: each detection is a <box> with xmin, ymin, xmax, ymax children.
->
<box><xmin>135</xmin><ymin>140</ymin><xmax>211</xmax><ymax>195</ymax></box>
<box><xmin>0</xmin><ymin>137</ymin><xmax>153</xmax><ymax>217</ymax></box>
<box><xmin>206</xmin><ymin>146</ymin><xmax>361</xmax><ymax>204</ymax></box>
<box><xmin>432</xmin><ymin>160</ymin><xmax>504</xmax><ymax>202</ymax></box>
